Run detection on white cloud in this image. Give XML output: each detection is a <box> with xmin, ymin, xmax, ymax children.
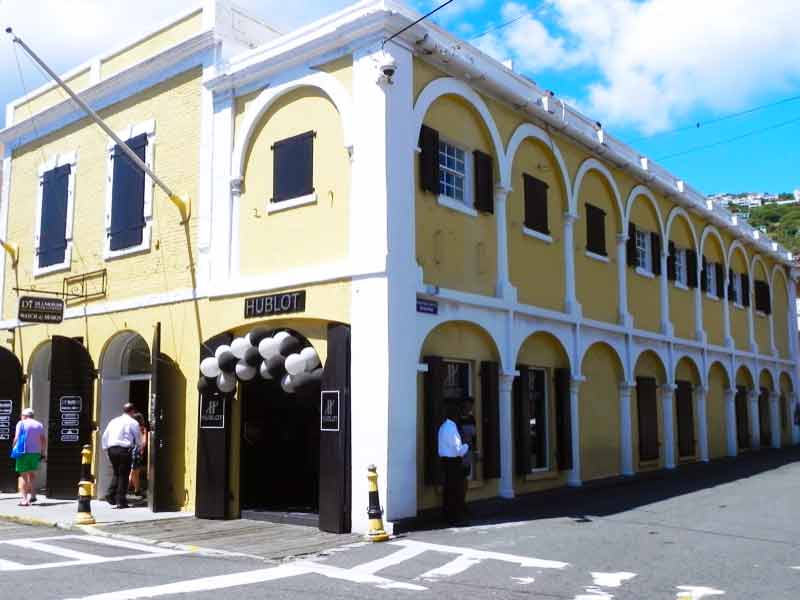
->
<box><xmin>473</xmin><ymin>0</ymin><xmax>800</xmax><ymax>133</ymax></box>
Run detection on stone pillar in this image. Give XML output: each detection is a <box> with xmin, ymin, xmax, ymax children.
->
<box><xmin>724</xmin><ymin>387</ymin><xmax>738</xmax><ymax>456</ymax></box>
<box><xmin>769</xmin><ymin>391</ymin><xmax>781</xmax><ymax>448</ymax></box>
<box><xmin>498</xmin><ymin>372</ymin><xmax>516</xmax><ymax>498</ymax></box>
<box><xmin>616</xmin><ymin>233</ymin><xmax>632</xmax><ymax>327</ymax></box>
<box><xmin>568</xmin><ymin>377</ymin><xmax>583</xmax><ymax>486</ymax></box>
<box><xmin>659</xmin><ymin>247</ymin><xmax>673</xmax><ymax>336</ymax></box>
<box><xmin>494</xmin><ymin>185</ymin><xmax>516</xmax><ymax>301</ymax></box>
<box><xmin>563</xmin><ymin>212</ymin><xmax>580</xmax><ymax>316</ymax></box>
<box><xmin>694</xmin><ymin>385</ymin><xmax>709</xmax><ymax>462</ymax></box>
<box><xmin>619</xmin><ymin>382</ymin><xmax>634</xmax><ymax>475</ymax></box>
<box><xmin>661</xmin><ymin>384</ymin><xmax>677</xmax><ymax>469</ymax></box>
<box><xmin>748</xmin><ymin>388</ymin><xmax>761</xmax><ymax>449</ymax></box>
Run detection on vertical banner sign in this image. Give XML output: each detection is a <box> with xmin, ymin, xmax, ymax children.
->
<box><xmin>320</xmin><ymin>391</ymin><xmax>340</xmax><ymax>432</ymax></box>
<box><xmin>59</xmin><ymin>396</ymin><xmax>81</xmax><ymax>442</ymax></box>
<box><xmin>0</xmin><ymin>400</ymin><xmax>11</xmax><ymax>441</ymax></box>
<box><xmin>200</xmin><ymin>394</ymin><xmax>225</xmax><ymax>429</ymax></box>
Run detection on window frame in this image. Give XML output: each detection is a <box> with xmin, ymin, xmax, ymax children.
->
<box><xmin>103</xmin><ymin>120</ymin><xmax>155</xmax><ymax>260</ymax></box>
<box><xmin>732</xmin><ymin>271</ymin><xmax>744</xmax><ymax>309</ymax></box>
<box><xmin>34</xmin><ymin>151</ymin><xmax>77</xmax><ymax>277</ymax></box>
<box><xmin>673</xmin><ymin>246</ymin><xmax>688</xmax><ymax>289</ymax></box>
<box><xmin>269</xmin><ymin>130</ymin><xmax>316</xmax><ymax>211</ymax></box>
<box><xmin>437</xmin><ymin>137</ymin><xmax>475</xmax><ymax>216</ymax></box>
<box><xmin>527</xmin><ymin>366</ymin><xmax>550</xmax><ymax>473</ymax></box>
<box><xmin>705</xmin><ymin>262</ymin><xmax>718</xmax><ymax>299</ymax></box>
<box><xmin>634</xmin><ymin>229</ymin><xmax>653</xmax><ymax>277</ymax></box>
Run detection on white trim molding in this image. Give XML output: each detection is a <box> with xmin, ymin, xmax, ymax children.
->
<box><xmin>33</xmin><ymin>151</ymin><xmax>78</xmax><ymax>277</ymax></box>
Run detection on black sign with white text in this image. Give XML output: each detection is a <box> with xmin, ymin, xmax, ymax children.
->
<box><xmin>59</xmin><ymin>396</ymin><xmax>81</xmax><ymax>443</ymax></box>
<box><xmin>200</xmin><ymin>394</ymin><xmax>225</xmax><ymax>429</ymax></box>
<box><xmin>18</xmin><ymin>296</ymin><xmax>64</xmax><ymax>324</ymax></box>
<box><xmin>244</xmin><ymin>290</ymin><xmax>306</xmax><ymax>319</ymax></box>
<box><xmin>416</xmin><ymin>298</ymin><xmax>438</xmax><ymax>315</ymax></box>
<box><xmin>320</xmin><ymin>390</ymin><xmax>340</xmax><ymax>432</ymax></box>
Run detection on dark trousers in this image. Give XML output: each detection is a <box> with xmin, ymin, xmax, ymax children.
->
<box><xmin>441</xmin><ymin>457</ymin><xmax>467</xmax><ymax>525</ymax></box>
<box><xmin>106</xmin><ymin>446</ymin><xmax>133</xmax><ymax>506</ymax></box>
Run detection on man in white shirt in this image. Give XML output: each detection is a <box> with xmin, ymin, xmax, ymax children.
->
<box><xmin>438</xmin><ymin>401</ymin><xmax>470</xmax><ymax>525</ymax></box>
<box><xmin>101</xmin><ymin>403</ymin><xmax>142</xmax><ymax>509</ymax></box>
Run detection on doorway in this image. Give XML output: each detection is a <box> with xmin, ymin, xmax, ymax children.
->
<box><xmin>28</xmin><ymin>342</ymin><xmax>52</xmax><ymax>488</ymax></box>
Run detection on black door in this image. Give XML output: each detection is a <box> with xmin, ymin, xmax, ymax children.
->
<box><xmin>735</xmin><ymin>386</ymin><xmax>749</xmax><ymax>450</ymax></box>
<box><xmin>758</xmin><ymin>387</ymin><xmax>771</xmax><ymax>447</ymax></box>
<box><xmin>0</xmin><ymin>347</ymin><xmax>23</xmax><ymax>492</ymax></box>
<box><xmin>675</xmin><ymin>381</ymin><xmax>695</xmax><ymax>458</ymax></box>
<box><xmin>319</xmin><ymin>323</ymin><xmax>351</xmax><ymax>534</ymax></box>
<box><xmin>636</xmin><ymin>377</ymin><xmax>659</xmax><ymax>462</ymax></box>
<box><xmin>47</xmin><ymin>336</ymin><xmax>95</xmax><ymax>499</ymax></box>
<box><xmin>149</xmin><ymin>323</ymin><xmax>186</xmax><ymax>512</ymax></box>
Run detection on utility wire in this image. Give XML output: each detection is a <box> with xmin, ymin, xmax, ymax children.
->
<box><xmin>656</xmin><ymin>114</ymin><xmax>800</xmax><ymax>161</ymax></box>
<box><xmin>469</xmin><ymin>3</ymin><xmax>547</xmax><ymax>41</ymax></box>
<box><xmin>383</xmin><ymin>0</ymin><xmax>456</xmax><ymax>48</ymax></box>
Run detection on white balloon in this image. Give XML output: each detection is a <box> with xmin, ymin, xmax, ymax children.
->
<box><xmin>300</xmin><ymin>347</ymin><xmax>319</xmax><ymax>371</ymax></box>
<box><xmin>217</xmin><ymin>371</ymin><xmax>236</xmax><ymax>393</ymax></box>
<box><xmin>285</xmin><ymin>353</ymin><xmax>306</xmax><ymax>376</ymax></box>
<box><xmin>258</xmin><ymin>336</ymin><xmax>280</xmax><ymax>360</ymax></box>
<box><xmin>280</xmin><ymin>373</ymin><xmax>294</xmax><ymax>393</ymax></box>
<box><xmin>231</xmin><ymin>337</ymin><xmax>250</xmax><ymax>359</ymax></box>
<box><xmin>235</xmin><ymin>360</ymin><xmax>256</xmax><ymax>381</ymax></box>
<box><xmin>200</xmin><ymin>356</ymin><xmax>221</xmax><ymax>378</ymax></box>
<box><xmin>214</xmin><ymin>344</ymin><xmax>231</xmax><ymax>359</ymax></box>
<box><xmin>273</xmin><ymin>331</ymin><xmax>290</xmax><ymax>344</ymax></box>
<box><xmin>259</xmin><ymin>361</ymin><xmax>273</xmax><ymax>380</ymax></box>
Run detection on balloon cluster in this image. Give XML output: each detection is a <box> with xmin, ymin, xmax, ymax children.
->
<box><xmin>199</xmin><ymin>329</ymin><xmax>322</xmax><ymax>394</ymax></box>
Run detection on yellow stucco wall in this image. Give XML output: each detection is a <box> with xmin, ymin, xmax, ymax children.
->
<box><xmin>236</xmin><ymin>88</ymin><xmax>351</xmax><ymax>275</ymax></box>
<box><xmin>415</xmin><ymin>95</ymin><xmax>498</xmax><ymax>297</ymax></box>
<box><xmin>707</xmin><ymin>362</ymin><xmax>729</xmax><ymax>459</ymax></box>
<box><xmin>579</xmin><ymin>342</ymin><xmax>622</xmax><ymax>480</ymax></box>
<box><xmin>773</xmin><ymin>270</ymin><xmax>790</xmax><ymax>358</ymax></box>
<box><xmin>13</xmin><ymin>69</ymin><xmax>92</xmax><ymax>123</ymax></box>
<box><xmin>627</xmin><ymin>196</ymin><xmax>662</xmax><ymax>333</ymax></box>
<box><xmin>418</xmin><ymin>321</ymin><xmax>500</xmax><ymax>510</ymax></box>
<box><xmin>508</xmin><ymin>138</ymin><xmax>566</xmax><ymax>311</ymax></box>
<box><xmin>632</xmin><ymin>351</ymin><xmax>666</xmax><ymax>470</ymax></box>
<box><xmin>702</xmin><ymin>231</ymin><xmax>726</xmax><ymax>347</ymax></box>
<box><xmin>575</xmin><ymin>172</ymin><xmax>620</xmax><ymax>324</ymax></box>
<box><xmin>5</xmin><ymin>68</ymin><xmax>202</xmax><ymax>318</ymax></box>
<box><xmin>668</xmin><ymin>216</ymin><xmax>697</xmax><ymax>340</ymax></box>
<box><xmin>736</xmin><ymin>367</ymin><xmax>754</xmax><ymax>389</ymax></box>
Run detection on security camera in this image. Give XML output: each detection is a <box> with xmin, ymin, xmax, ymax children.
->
<box><xmin>378</xmin><ymin>54</ymin><xmax>397</xmax><ymax>84</ymax></box>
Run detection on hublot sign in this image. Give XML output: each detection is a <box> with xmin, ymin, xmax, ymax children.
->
<box><xmin>244</xmin><ymin>290</ymin><xmax>306</xmax><ymax>319</ymax></box>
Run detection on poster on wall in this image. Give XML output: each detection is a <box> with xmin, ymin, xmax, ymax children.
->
<box><xmin>200</xmin><ymin>394</ymin><xmax>225</xmax><ymax>429</ymax></box>
<box><xmin>320</xmin><ymin>390</ymin><xmax>340</xmax><ymax>432</ymax></box>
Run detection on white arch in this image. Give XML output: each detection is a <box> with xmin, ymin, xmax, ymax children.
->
<box><xmin>511</xmin><ymin>327</ymin><xmax>573</xmax><ymax>372</ymax></box>
<box><xmin>572</xmin><ymin>158</ymin><xmax>624</xmax><ymax>227</ymax></box>
<box><xmin>771</xmin><ymin>263</ymin><xmax>790</xmax><ymax>299</ymax></box>
<box><xmin>577</xmin><ymin>337</ymin><xmax>628</xmax><ymax>382</ymax></box>
<box><xmin>750</xmin><ymin>253</ymin><xmax>769</xmax><ymax>283</ymax></box>
<box><xmin>624</xmin><ymin>185</ymin><xmax>665</xmax><ymax>239</ymax></box>
<box><xmin>504</xmin><ymin>123</ymin><xmax>572</xmax><ymax>210</ymax></box>
<box><xmin>632</xmin><ymin>347</ymin><xmax>670</xmax><ymax>382</ymax></box>
<box><xmin>759</xmin><ymin>367</ymin><xmax>776</xmax><ymax>390</ymax></box>
<box><xmin>706</xmin><ymin>358</ymin><xmax>732</xmax><ymax>389</ymax></box>
<box><xmin>734</xmin><ymin>361</ymin><xmax>755</xmax><ymax>387</ymax></box>
<box><xmin>665</xmin><ymin>206</ymin><xmax>699</xmax><ymax>250</ymax></box>
<box><xmin>230</xmin><ymin>71</ymin><xmax>354</xmax><ymax>182</ymax></box>
<box><xmin>727</xmin><ymin>240</ymin><xmax>751</xmax><ymax>276</ymax></box>
<box><xmin>674</xmin><ymin>353</ymin><xmax>702</xmax><ymax>382</ymax></box>
<box><xmin>417</xmin><ymin>318</ymin><xmax>506</xmax><ymax>371</ymax></box>
<box><xmin>412</xmin><ymin>77</ymin><xmax>509</xmax><ymax>187</ymax></box>
<box><xmin>699</xmin><ymin>225</ymin><xmax>728</xmax><ymax>269</ymax></box>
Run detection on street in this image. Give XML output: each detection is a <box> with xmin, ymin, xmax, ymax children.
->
<box><xmin>3</xmin><ymin>450</ymin><xmax>800</xmax><ymax>599</ymax></box>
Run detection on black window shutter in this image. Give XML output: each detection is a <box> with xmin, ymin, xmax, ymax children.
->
<box><xmin>39</xmin><ymin>164</ymin><xmax>71</xmax><ymax>268</ymax></box>
<box><xmin>418</xmin><ymin>125</ymin><xmax>440</xmax><ymax>194</ymax></box>
<box><xmin>764</xmin><ymin>283</ymin><xmax>771</xmax><ymax>314</ymax></box>
<box><xmin>480</xmin><ymin>361</ymin><xmax>500</xmax><ymax>479</ymax></box>
<box><xmin>755</xmin><ymin>281</ymin><xmax>770</xmax><ymax>313</ymax></box>
<box><xmin>110</xmin><ymin>133</ymin><xmax>148</xmax><ymax>251</ymax></box>
<box><xmin>473</xmin><ymin>150</ymin><xmax>494</xmax><ymax>214</ymax></box>
<box><xmin>554</xmin><ymin>368</ymin><xmax>573</xmax><ymax>470</ymax></box>
<box><xmin>741</xmin><ymin>273</ymin><xmax>750</xmax><ymax>307</ymax></box>
<box><xmin>651</xmin><ymin>232</ymin><xmax>662</xmax><ymax>276</ymax></box>
<box><xmin>728</xmin><ymin>269</ymin><xmax>736</xmax><ymax>303</ymax></box>
<box><xmin>586</xmin><ymin>204</ymin><xmax>607</xmax><ymax>256</ymax></box>
<box><xmin>636</xmin><ymin>376</ymin><xmax>660</xmax><ymax>461</ymax></box>
<box><xmin>714</xmin><ymin>263</ymin><xmax>725</xmax><ymax>299</ymax></box>
<box><xmin>423</xmin><ymin>356</ymin><xmax>444</xmax><ymax>485</ymax></box>
<box><xmin>514</xmin><ymin>366</ymin><xmax>532</xmax><ymax>476</ymax></box>
<box><xmin>272</xmin><ymin>131</ymin><xmax>314</xmax><ymax>203</ymax></box>
<box><xmin>686</xmin><ymin>249</ymin><xmax>698</xmax><ymax>288</ymax></box>
<box><xmin>700</xmin><ymin>257</ymin><xmax>708</xmax><ymax>292</ymax></box>
<box><xmin>626</xmin><ymin>222</ymin><xmax>638</xmax><ymax>267</ymax></box>
<box><xmin>523</xmin><ymin>173</ymin><xmax>549</xmax><ymax>234</ymax></box>
<box><xmin>667</xmin><ymin>241</ymin><xmax>677</xmax><ymax>281</ymax></box>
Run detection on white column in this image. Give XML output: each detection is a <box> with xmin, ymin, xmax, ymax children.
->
<box><xmin>563</xmin><ymin>212</ymin><xmax>580</xmax><ymax>316</ymax></box>
<box><xmin>498</xmin><ymin>372</ymin><xmax>515</xmax><ymax>498</ymax></box>
<box><xmin>209</xmin><ymin>88</ymin><xmax>235</xmax><ymax>285</ymax></box>
<box><xmin>661</xmin><ymin>384</ymin><xmax>677</xmax><ymax>469</ymax></box>
<box><xmin>724</xmin><ymin>387</ymin><xmax>738</xmax><ymax>456</ymax></box>
<box><xmin>694</xmin><ymin>269</ymin><xmax>705</xmax><ymax>342</ymax></box>
<box><xmin>568</xmin><ymin>377</ymin><xmax>583</xmax><ymax>486</ymax></box>
<box><xmin>659</xmin><ymin>247</ymin><xmax>673</xmax><ymax>336</ymax></box>
<box><xmin>748</xmin><ymin>388</ymin><xmax>761</xmax><ymax>449</ymax></box>
<box><xmin>616</xmin><ymin>233</ymin><xmax>631</xmax><ymax>327</ymax></box>
<box><xmin>769</xmin><ymin>391</ymin><xmax>781</xmax><ymax>448</ymax></box>
<box><xmin>694</xmin><ymin>385</ymin><xmax>709</xmax><ymax>462</ymax></box>
<box><xmin>747</xmin><ymin>298</ymin><xmax>757</xmax><ymax>353</ymax></box>
<box><xmin>723</xmin><ymin>282</ymin><xmax>734</xmax><ymax>348</ymax></box>
<box><xmin>494</xmin><ymin>185</ymin><xmax>516</xmax><ymax>301</ymax></box>
<box><xmin>619</xmin><ymin>382</ymin><xmax>634</xmax><ymax>475</ymax></box>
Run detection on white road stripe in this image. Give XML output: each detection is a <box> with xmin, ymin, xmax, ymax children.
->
<box><xmin>390</xmin><ymin>539</ymin><xmax>569</xmax><ymax>570</ymax></box>
<box><xmin>5</xmin><ymin>539</ymin><xmax>102</xmax><ymax>562</ymax></box>
<box><xmin>351</xmin><ymin>545</ymin><xmax>427</xmax><ymax>574</ymax></box>
<box><xmin>71</xmin><ymin>535</ymin><xmax>178</xmax><ymax>555</ymax></box>
<box><xmin>0</xmin><ymin>551</ymin><xmax>190</xmax><ymax>572</ymax></box>
<box><xmin>419</xmin><ymin>554</ymin><xmax>482</xmax><ymax>579</ymax></box>
<box><xmin>0</xmin><ymin>559</ymin><xmax>24</xmax><ymax>570</ymax></box>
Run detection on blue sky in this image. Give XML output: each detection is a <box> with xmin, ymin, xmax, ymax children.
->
<box><xmin>1</xmin><ymin>0</ymin><xmax>798</xmax><ymax>195</ymax></box>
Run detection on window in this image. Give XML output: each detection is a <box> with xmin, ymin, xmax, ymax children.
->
<box><xmin>527</xmin><ymin>368</ymin><xmax>548</xmax><ymax>470</ymax></box>
<box><xmin>754</xmin><ymin>280</ymin><xmax>771</xmax><ymax>314</ymax></box>
<box><xmin>635</xmin><ymin>230</ymin><xmax>651</xmax><ymax>273</ymax></box>
<box><xmin>585</xmin><ymin>203</ymin><xmax>607</xmax><ymax>256</ymax></box>
<box><xmin>442</xmin><ymin>360</ymin><xmax>471</xmax><ymax>400</ymax></box>
<box><xmin>34</xmin><ymin>153</ymin><xmax>76</xmax><ymax>275</ymax></box>
<box><xmin>272</xmin><ymin>130</ymin><xmax>315</xmax><ymax>204</ymax></box>
<box><xmin>732</xmin><ymin>271</ymin><xmax>743</xmax><ymax>306</ymax></box>
<box><xmin>523</xmin><ymin>173</ymin><xmax>549</xmax><ymax>235</ymax></box>
<box><xmin>674</xmin><ymin>247</ymin><xmax>687</xmax><ymax>286</ymax></box>
<box><xmin>705</xmin><ymin>262</ymin><xmax>717</xmax><ymax>297</ymax></box>
<box><xmin>104</xmin><ymin>121</ymin><xmax>154</xmax><ymax>259</ymax></box>
<box><xmin>438</xmin><ymin>140</ymin><xmax>467</xmax><ymax>204</ymax></box>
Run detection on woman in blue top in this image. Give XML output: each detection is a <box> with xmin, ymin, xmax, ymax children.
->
<box><xmin>13</xmin><ymin>408</ymin><xmax>47</xmax><ymax>506</ymax></box>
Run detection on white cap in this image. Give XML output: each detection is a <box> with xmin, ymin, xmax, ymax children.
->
<box><xmin>21</xmin><ymin>408</ymin><xmax>34</xmax><ymax>417</ymax></box>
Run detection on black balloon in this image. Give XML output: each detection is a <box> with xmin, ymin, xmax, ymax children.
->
<box><xmin>278</xmin><ymin>335</ymin><xmax>302</xmax><ymax>356</ymax></box>
<box><xmin>266</xmin><ymin>354</ymin><xmax>286</xmax><ymax>378</ymax></box>
<box><xmin>291</xmin><ymin>372</ymin><xmax>313</xmax><ymax>392</ymax></box>
<box><xmin>244</xmin><ymin>346</ymin><xmax>261</xmax><ymax>367</ymax></box>
<box><xmin>249</xmin><ymin>327</ymin><xmax>271</xmax><ymax>346</ymax></box>
<box><xmin>197</xmin><ymin>376</ymin><xmax>216</xmax><ymax>393</ymax></box>
<box><xmin>310</xmin><ymin>367</ymin><xmax>324</xmax><ymax>383</ymax></box>
<box><xmin>217</xmin><ymin>351</ymin><xmax>238</xmax><ymax>373</ymax></box>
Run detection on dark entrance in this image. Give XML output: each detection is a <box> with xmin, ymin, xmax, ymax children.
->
<box><xmin>758</xmin><ymin>387</ymin><xmax>771</xmax><ymax>448</ymax></box>
<box><xmin>675</xmin><ymin>381</ymin><xmax>695</xmax><ymax>459</ymax></box>
<box><xmin>735</xmin><ymin>386</ymin><xmax>750</xmax><ymax>450</ymax></box>
<box><xmin>0</xmin><ymin>347</ymin><xmax>23</xmax><ymax>493</ymax></box>
<box><xmin>636</xmin><ymin>376</ymin><xmax>659</xmax><ymax>462</ymax></box>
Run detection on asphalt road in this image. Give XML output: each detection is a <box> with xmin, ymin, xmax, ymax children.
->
<box><xmin>3</xmin><ymin>450</ymin><xmax>800</xmax><ymax>599</ymax></box>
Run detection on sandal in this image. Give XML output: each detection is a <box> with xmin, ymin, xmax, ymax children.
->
<box><xmin>17</xmin><ymin>501</ymin><xmax>29</xmax><ymax>506</ymax></box>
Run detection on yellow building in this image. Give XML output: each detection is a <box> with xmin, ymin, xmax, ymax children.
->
<box><xmin>0</xmin><ymin>1</ymin><xmax>797</xmax><ymax>534</ymax></box>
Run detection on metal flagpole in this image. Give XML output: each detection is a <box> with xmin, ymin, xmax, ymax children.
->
<box><xmin>6</xmin><ymin>28</ymin><xmax>191</xmax><ymax>223</ymax></box>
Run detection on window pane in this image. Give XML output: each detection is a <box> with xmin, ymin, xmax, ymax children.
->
<box><xmin>273</xmin><ymin>131</ymin><xmax>314</xmax><ymax>202</ymax></box>
<box><xmin>528</xmin><ymin>369</ymin><xmax>548</xmax><ymax>470</ymax></box>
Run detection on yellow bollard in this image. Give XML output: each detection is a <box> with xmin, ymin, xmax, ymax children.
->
<box><xmin>365</xmin><ymin>465</ymin><xmax>389</xmax><ymax>542</ymax></box>
<box><xmin>75</xmin><ymin>444</ymin><xmax>96</xmax><ymax>525</ymax></box>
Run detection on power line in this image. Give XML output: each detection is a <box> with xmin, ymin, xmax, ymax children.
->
<box><xmin>628</xmin><ymin>94</ymin><xmax>800</xmax><ymax>143</ymax></box>
<box><xmin>383</xmin><ymin>0</ymin><xmax>457</xmax><ymax>49</ymax></box>
<box><xmin>469</xmin><ymin>3</ymin><xmax>547</xmax><ymax>42</ymax></box>
<box><xmin>655</xmin><ymin>114</ymin><xmax>800</xmax><ymax>161</ymax></box>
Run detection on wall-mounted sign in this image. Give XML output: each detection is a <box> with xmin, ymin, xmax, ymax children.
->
<box><xmin>416</xmin><ymin>298</ymin><xmax>438</xmax><ymax>315</ymax></box>
<box><xmin>18</xmin><ymin>296</ymin><xmax>64</xmax><ymax>324</ymax></box>
<box><xmin>59</xmin><ymin>396</ymin><xmax>82</xmax><ymax>444</ymax></box>
<box><xmin>244</xmin><ymin>290</ymin><xmax>306</xmax><ymax>319</ymax></box>
<box><xmin>320</xmin><ymin>390</ymin><xmax>340</xmax><ymax>432</ymax></box>
<box><xmin>200</xmin><ymin>394</ymin><xmax>225</xmax><ymax>429</ymax></box>
<box><xmin>0</xmin><ymin>414</ymin><xmax>10</xmax><ymax>441</ymax></box>
<box><xmin>60</xmin><ymin>396</ymin><xmax>81</xmax><ymax>413</ymax></box>
<box><xmin>0</xmin><ymin>400</ymin><xmax>11</xmax><ymax>415</ymax></box>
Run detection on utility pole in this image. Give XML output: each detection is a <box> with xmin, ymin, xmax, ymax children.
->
<box><xmin>6</xmin><ymin>28</ymin><xmax>191</xmax><ymax>223</ymax></box>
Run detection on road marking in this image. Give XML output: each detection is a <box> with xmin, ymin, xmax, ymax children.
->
<box><xmin>390</xmin><ymin>539</ymin><xmax>569</xmax><ymax>570</ymax></box>
<box><xmin>419</xmin><ymin>554</ymin><xmax>482</xmax><ymax>579</ymax></box>
<box><xmin>575</xmin><ymin>588</ymin><xmax>612</xmax><ymax>599</ymax></box>
<box><xmin>676</xmin><ymin>585</ymin><xmax>725</xmax><ymax>599</ymax></box>
<box><xmin>591</xmin><ymin>571</ymin><xmax>637</xmax><ymax>587</ymax></box>
<box><xmin>351</xmin><ymin>545</ymin><xmax>427</xmax><ymax>574</ymax></box>
<box><xmin>4</xmin><ymin>539</ymin><xmax>102</xmax><ymax>562</ymax></box>
<box><xmin>511</xmin><ymin>576</ymin><xmax>535</xmax><ymax>585</ymax></box>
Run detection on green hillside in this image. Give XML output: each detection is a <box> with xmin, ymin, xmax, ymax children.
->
<box><xmin>740</xmin><ymin>202</ymin><xmax>800</xmax><ymax>254</ymax></box>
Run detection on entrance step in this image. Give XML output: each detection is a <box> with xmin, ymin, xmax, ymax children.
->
<box><xmin>241</xmin><ymin>509</ymin><xmax>318</xmax><ymax>528</ymax></box>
